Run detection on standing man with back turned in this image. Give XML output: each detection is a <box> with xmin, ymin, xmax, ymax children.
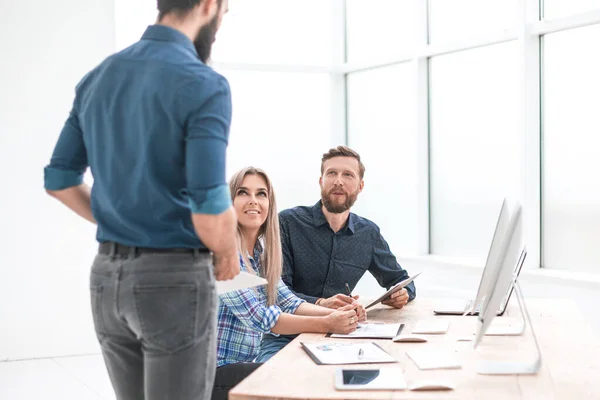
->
<box><xmin>43</xmin><ymin>1</ymin><xmax>236</xmax><ymax>399</ymax></box>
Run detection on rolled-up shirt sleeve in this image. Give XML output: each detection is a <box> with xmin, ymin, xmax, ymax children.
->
<box><xmin>182</xmin><ymin>76</ymin><xmax>233</xmax><ymax>215</ymax></box>
<box><xmin>276</xmin><ymin>278</ymin><xmax>305</xmax><ymax>314</ymax></box>
<box><xmin>44</xmin><ymin>105</ymin><xmax>88</xmax><ymax>190</ymax></box>
<box><xmin>219</xmin><ymin>286</ymin><xmax>283</xmax><ymax>335</ymax></box>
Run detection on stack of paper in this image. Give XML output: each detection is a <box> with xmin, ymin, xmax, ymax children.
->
<box><xmin>216</xmin><ymin>271</ymin><xmax>268</xmax><ymax>295</ymax></box>
<box><xmin>406</xmin><ymin>349</ymin><xmax>461</xmax><ymax>370</ymax></box>
<box><xmin>411</xmin><ymin>319</ymin><xmax>450</xmax><ymax>334</ymax></box>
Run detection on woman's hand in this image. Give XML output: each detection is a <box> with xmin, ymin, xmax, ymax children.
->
<box><xmin>325</xmin><ymin>303</ymin><xmax>360</xmax><ymax>334</ymax></box>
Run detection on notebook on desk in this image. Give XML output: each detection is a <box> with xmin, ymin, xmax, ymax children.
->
<box><xmin>327</xmin><ymin>323</ymin><xmax>404</xmax><ymax>339</ymax></box>
<box><xmin>300</xmin><ymin>342</ymin><xmax>396</xmax><ymax>365</ymax></box>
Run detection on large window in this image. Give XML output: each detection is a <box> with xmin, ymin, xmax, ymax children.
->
<box><xmin>543</xmin><ymin>0</ymin><xmax>600</xmax><ymax>20</ymax></box>
<box><xmin>210</xmin><ymin>0</ymin><xmax>338</xmax><ymax>211</ymax></box>
<box><xmin>429</xmin><ymin>42</ymin><xmax>521</xmax><ymax>260</ymax></box>
<box><xmin>542</xmin><ymin>24</ymin><xmax>600</xmax><ymax>272</ymax></box>
<box><xmin>112</xmin><ymin>0</ymin><xmax>600</xmax><ymax>273</ymax></box>
<box><xmin>347</xmin><ymin>63</ymin><xmax>420</xmax><ymax>256</ymax></box>
<box><xmin>220</xmin><ymin>70</ymin><xmax>331</xmax><ymax>211</ymax></box>
<box><xmin>345</xmin><ymin>0</ymin><xmax>415</xmax><ymax>63</ymax></box>
<box><xmin>429</xmin><ymin>0</ymin><xmax>518</xmax><ymax>43</ymax></box>
<box><xmin>212</xmin><ymin>0</ymin><xmax>334</xmax><ymax>65</ymax></box>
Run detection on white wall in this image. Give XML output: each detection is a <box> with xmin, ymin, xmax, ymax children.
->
<box><xmin>114</xmin><ymin>0</ymin><xmax>158</xmax><ymax>51</ymax></box>
<box><xmin>0</xmin><ymin>0</ymin><xmax>115</xmax><ymax>360</ymax></box>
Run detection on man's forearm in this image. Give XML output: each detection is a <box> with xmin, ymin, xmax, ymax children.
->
<box><xmin>46</xmin><ymin>184</ymin><xmax>96</xmax><ymax>224</ymax></box>
<box><xmin>192</xmin><ymin>206</ymin><xmax>238</xmax><ymax>256</ymax></box>
<box><xmin>294</xmin><ymin>302</ymin><xmax>334</xmax><ymax>317</ymax></box>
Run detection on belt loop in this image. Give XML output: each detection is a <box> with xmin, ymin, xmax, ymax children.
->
<box><xmin>129</xmin><ymin>246</ymin><xmax>138</xmax><ymax>260</ymax></box>
<box><xmin>109</xmin><ymin>242</ymin><xmax>116</xmax><ymax>260</ymax></box>
<box><xmin>193</xmin><ymin>249</ymin><xmax>200</xmax><ymax>261</ymax></box>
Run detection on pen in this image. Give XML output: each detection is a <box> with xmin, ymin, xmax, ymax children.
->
<box><xmin>358</xmin><ymin>348</ymin><xmax>364</xmax><ymax>359</ymax></box>
<box><xmin>345</xmin><ymin>282</ymin><xmax>352</xmax><ymax>296</ymax></box>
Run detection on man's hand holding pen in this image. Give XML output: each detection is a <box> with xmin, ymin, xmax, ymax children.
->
<box><xmin>315</xmin><ymin>283</ymin><xmax>367</xmax><ymax>322</ymax></box>
<box><xmin>345</xmin><ymin>282</ymin><xmax>367</xmax><ymax>322</ymax></box>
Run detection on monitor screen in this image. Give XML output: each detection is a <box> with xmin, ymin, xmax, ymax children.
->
<box><xmin>473</xmin><ymin>204</ymin><xmax>523</xmax><ymax>349</ymax></box>
<box><xmin>470</xmin><ymin>198</ymin><xmax>511</xmax><ymax>313</ymax></box>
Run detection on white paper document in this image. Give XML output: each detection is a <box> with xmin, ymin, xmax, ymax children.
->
<box><xmin>411</xmin><ymin>319</ymin><xmax>450</xmax><ymax>334</ymax></box>
<box><xmin>301</xmin><ymin>342</ymin><xmax>397</xmax><ymax>365</ymax></box>
<box><xmin>406</xmin><ymin>349</ymin><xmax>462</xmax><ymax>370</ymax></box>
<box><xmin>216</xmin><ymin>271</ymin><xmax>268</xmax><ymax>295</ymax></box>
<box><xmin>329</xmin><ymin>322</ymin><xmax>404</xmax><ymax>339</ymax></box>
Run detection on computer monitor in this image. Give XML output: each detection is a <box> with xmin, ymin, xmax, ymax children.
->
<box><xmin>468</xmin><ymin>198</ymin><xmax>511</xmax><ymax>313</ymax></box>
<box><xmin>473</xmin><ymin>204</ymin><xmax>523</xmax><ymax>349</ymax></box>
<box><xmin>434</xmin><ymin>199</ymin><xmax>513</xmax><ymax>316</ymax></box>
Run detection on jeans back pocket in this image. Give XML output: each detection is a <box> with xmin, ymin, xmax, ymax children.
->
<box><xmin>134</xmin><ymin>284</ymin><xmax>202</xmax><ymax>354</ymax></box>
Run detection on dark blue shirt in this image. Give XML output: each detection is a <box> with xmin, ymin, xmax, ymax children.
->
<box><xmin>280</xmin><ymin>201</ymin><xmax>416</xmax><ymax>303</ymax></box>
<box><xmin>44</xmin><ymin>25</ymin><xmax>232</xmax><ymax>248</ymax></box>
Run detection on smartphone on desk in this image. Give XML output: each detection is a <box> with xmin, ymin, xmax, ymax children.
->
<box><xmin>334</xmin><ymin>368</ymin><xmax>407</xmax><ymax>391</ymax></box>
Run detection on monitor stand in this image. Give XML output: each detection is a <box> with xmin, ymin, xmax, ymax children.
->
<box><xmin>484</xmin><ymin>277</ymin><xmax>526</xmax><ymax>336</ymax></box>
<box><xmin>475</xmin><ymin>279</ymin><xmax>542</xmax><ymax>375</ymax></box>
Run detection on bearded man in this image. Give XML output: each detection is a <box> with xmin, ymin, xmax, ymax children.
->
<box><xmin>43</xmin><ymin>1</ymin><xmax>239</xmax><ymax>398</ymax></box>
<box><xmin>255</xmin><ymin>145</ymin><xmax>416</xmax><ymax>363</ymax></box>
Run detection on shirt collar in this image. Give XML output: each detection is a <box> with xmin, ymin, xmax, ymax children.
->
<box><xmin>312</xmin><ymin>201</ymin><xmax>329</xmax><ymax>227</ymax></box>
<box><xmin>347</xmin><ymin>213</ymin><xmax>357</xmax><ymax>234</ymax></box>
<box><xmin>311</xmin><ymin>200</ymin><xmax>356</xmax><ymax>234</ymax></box>
<box><xmin>141</xmin><ymin>24</ymin><xmax>198</xmax><ymax>59</ymax></box>
<box><xmin>247</xmin><ymin>239</ymin><xmax>264</xmax><ymax>261</ymax></box>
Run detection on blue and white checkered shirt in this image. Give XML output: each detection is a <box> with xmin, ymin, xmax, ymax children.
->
<box><xmin>217</xmin><ymin>244</ymin><xmax>305</xmax><ymax>367</ymax></box>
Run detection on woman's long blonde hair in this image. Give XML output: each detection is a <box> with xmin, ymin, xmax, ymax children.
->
<box><xmin>229</xmin><ymin>167</ymin><xmax>282</xmax><ymax>306</ymax></box>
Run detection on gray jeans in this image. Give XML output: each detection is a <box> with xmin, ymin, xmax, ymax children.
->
<box><xmin>90</xmin><ymin>248</ymin><xmax>217</xmax><ymax>400</ymax></box>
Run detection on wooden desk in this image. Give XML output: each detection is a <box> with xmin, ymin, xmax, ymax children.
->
<box><xmin>230</xmin><ymin>298</ymin><xmax>600</xmax><ymax>399</ymax></box>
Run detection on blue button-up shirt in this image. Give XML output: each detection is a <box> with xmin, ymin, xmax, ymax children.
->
<box><xmin>44</xmin><ymin>25</ymin><xmax>232</xmax><ymax>248</ymax></box>
<box><xmin>280</xmin><ymin>201</ymin><xmax>416</xmax><ymax>302</ymax></box>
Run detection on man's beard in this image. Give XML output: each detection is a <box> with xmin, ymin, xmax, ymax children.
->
<box><xmin>321</xmin><ymin>185</ymin><xmax>359</xmax><ymax>214</ymax></box>
<box><xmin>194</xmin><ymin>13</ymin><xmax>219</xmax><ymax>63</ymax></box>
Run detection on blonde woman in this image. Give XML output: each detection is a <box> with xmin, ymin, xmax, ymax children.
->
<box><xmin>212</xmin><ymin>167</ymin><xmax>366</xmax><ymax>400</ymax></box>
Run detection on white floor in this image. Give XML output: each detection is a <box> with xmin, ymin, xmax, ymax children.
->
<box><xmin>2</xmin><ymin>260</ymin><xmax>600</xmax><ymax>399</ymax></box>
<box><xmin>0</xmin><ymin>355</ymin><xmax>114</xmax><ymax>400</ymax></box>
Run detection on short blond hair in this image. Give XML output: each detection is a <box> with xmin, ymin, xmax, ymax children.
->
<box><xmin>320</xmin><ymin>146</ymin><xmax>365</xmax><ymax>179</ymax></box>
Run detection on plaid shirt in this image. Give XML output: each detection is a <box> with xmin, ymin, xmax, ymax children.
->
<box><xmin>217</xmin><ymin>245</ymin><xmax>305</xmax><ymax>367</ymax></box>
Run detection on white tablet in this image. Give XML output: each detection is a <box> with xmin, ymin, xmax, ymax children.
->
<box><xmin>334</xmin><ymin>368</ymin><xmax>407</xmax><ymax>391</ymax></box>
<box><xmin>364</xmin><ymin>272</ymin><xmax>422</xmax><ymax>310</ymax></box>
